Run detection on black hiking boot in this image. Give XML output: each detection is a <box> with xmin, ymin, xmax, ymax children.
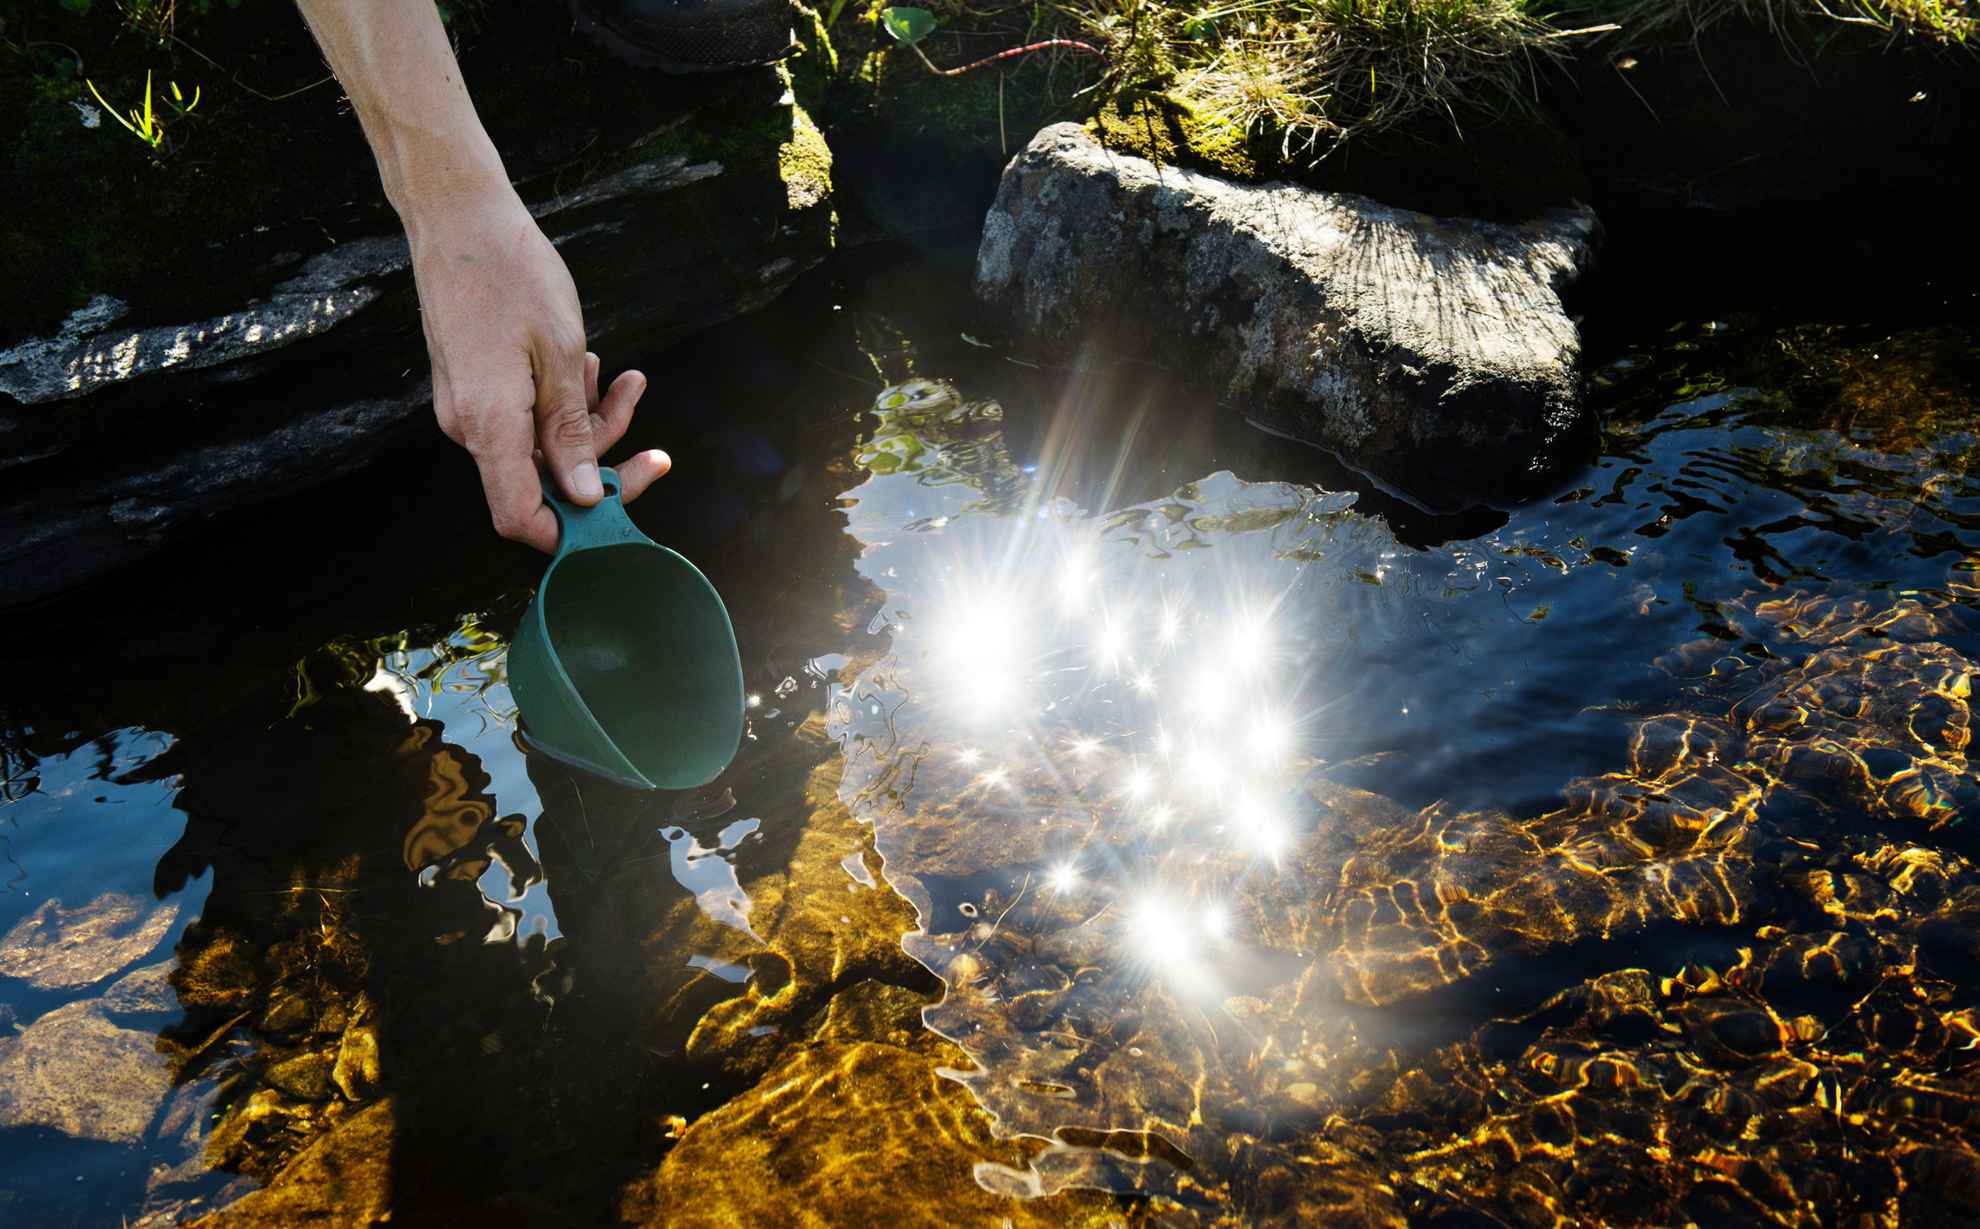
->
<box><xmin>570</xmin><ymin>0</ymin><xmax>798</xmax><ymax>73</ymax></box>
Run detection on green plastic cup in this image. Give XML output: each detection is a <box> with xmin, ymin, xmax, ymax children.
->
<box><xmin>509</xmin><ymin>467</ymin><xmax>744</xmax><ymax>790</ymax></box>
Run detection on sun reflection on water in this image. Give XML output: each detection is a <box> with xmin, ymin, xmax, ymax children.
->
<box><xmin>829</xmin><ymin>370</ymin><xmax>1980</xmax><ymax>1223</ymax></box>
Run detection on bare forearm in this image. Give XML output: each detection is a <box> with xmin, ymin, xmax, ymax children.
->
<box><xmin>294</xmin><ymin>0</ymin><xmax>510</xmax><ymax>223</ymax></box>
<box><xmin>293</xmin><ymin>2</ymin><xmax>663</xmax><ymax>543</ymax></box>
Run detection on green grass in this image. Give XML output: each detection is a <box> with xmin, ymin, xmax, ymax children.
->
<box><xmin>1162</xmin><ymin>0</ymin><xmax>1564</xmax><ymax>153</ymax></box>
<box><xmin>1042</xmin><ymin>0</ymin><xmax>1973</xmax><ymax>158</ymax></box>
<box><xmin>1050</xmin><ymin>0</ymin><xmax>1576</xmax><ymax>158</ymax></box>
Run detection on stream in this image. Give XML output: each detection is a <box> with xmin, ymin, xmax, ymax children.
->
<box><xmin>2</xmin><ymin>251</ymin><xmax>1977</xmax><ymax>1227</ymax></box>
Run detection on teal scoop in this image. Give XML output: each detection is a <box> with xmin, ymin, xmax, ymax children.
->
<box><xmin>509</xmin><ymin>467</ymin><xmax>744</xmax><ymax>790</ymax></box>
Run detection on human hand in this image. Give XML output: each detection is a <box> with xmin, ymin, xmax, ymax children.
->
<box><xmin>406</xmin><ymin>184</ymin><xmax>671</xmax><ymax>551</ymax></box>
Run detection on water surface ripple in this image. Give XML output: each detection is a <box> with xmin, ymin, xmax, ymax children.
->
<box><xmin>0</xmin><ymin>299</ymin><xmax>1976</xmax><ymax>1226</ymax></box>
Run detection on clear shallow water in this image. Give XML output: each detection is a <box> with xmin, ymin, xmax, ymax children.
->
<box><xmin>1</xmin><ymin>256</ymin><xmax>1977</xmax><ymax>1227</ymax></box>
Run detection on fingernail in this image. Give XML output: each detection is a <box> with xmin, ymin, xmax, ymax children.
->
<box><xmin>572</xmin><ymin>461</ymin><xmax>603</xmax><ymax>501</ymax></box>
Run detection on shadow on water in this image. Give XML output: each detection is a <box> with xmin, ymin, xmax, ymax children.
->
<box><xmin>0</xmin><ymin>242</ymin><xmax>1978</xmax><ymax>1226</ymax></box>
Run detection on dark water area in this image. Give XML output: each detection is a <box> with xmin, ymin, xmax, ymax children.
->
<box><xmin>2</xmin><ymin>247</ymin><xmax>1978</xmax><ymax>1227</ymax></box>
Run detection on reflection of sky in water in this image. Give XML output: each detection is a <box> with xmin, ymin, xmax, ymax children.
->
<box><xmin>0</xmin><ymin>728</ymin><xmax>208</xmax><ymax>1010</ymax></box>
<box><xmin>378</xmin><ymin>625</ymin><xmax>771</xmax><ymax>954</ymax></box>
<box><xmin>663</xmin><ymin>817</ymin><xmax>762</xmax><ymax>942</ymax></box>
<box><xmin>369</xmin><ymin>630</ymin><xmax>561</xmax><ymax>943</ymax></box>
<box><xmin>0</xmin><ymin>726</ymin><xmax>215</xmax><ymax>1218</ymax></box>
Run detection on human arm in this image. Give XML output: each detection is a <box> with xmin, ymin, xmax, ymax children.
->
<box><xmin>294</xmin><ymin>0</ymin><xmax>670</xmax><ymax>549</ymax></box>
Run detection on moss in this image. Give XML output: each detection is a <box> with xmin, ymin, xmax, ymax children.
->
<box><xmin>169</xmin><ymin>925</ymin><xmax>258</xmax><ymax>1011</ymax></box>
<box><xmin>779</xmin><ymin>97</ymin><xmax>836</xmax><ymax>212</ymax></box>
<box><xmin>1088</xmin><ymin>89</ymin><xmax>1589</xmax><ymax>219</ymax></box>
<box><xmin>604</xmin><ymin>69</ymin><xmax>832</xmax><ymax>216</ymax></box>
<box><xmin>1089</xmin><ymin>92</ymin><xmax>1267</xmax><ymax>183</ymax></box>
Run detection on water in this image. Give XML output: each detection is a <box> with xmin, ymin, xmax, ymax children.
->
<box><xmin>1</xmin><ymin>253</ymin><xmax>1976</xmax><ymax>1227</ymax></box>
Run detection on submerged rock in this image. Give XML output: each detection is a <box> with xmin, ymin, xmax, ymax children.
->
<box><xmin>0</xmin><ymin>999</ymin><xmax>173</xmax><ymax>1143</ymax></box>
<box><xmin>100</xmin><ymin>958</ymin><xmax>179</xmax><ymax>1015</ymax></box>
<box><xmin>0</xmin><ymin>891</ymin><xmax>178</xmax><ymax>990</ymax></box>
<box><xmin>189</xmin><ymin>1101</ymin><xmax>396</xmax><ymax>1228</ymax></box>
<box><xmin>974</xmin><ymin>123</ymin><xmax>1599</xmax><ymax>511</ymax></box>
<box><xmin>621</xmin><ymin>1041</ymin><xmax>1123</xmax><ymax>1229</ymax></box>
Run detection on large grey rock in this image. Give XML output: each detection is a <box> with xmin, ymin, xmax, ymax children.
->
<box><xmin>974</xmin><ymin>123</ymin><xmax>1599</xmax><ymax>510</ymax></box>
<box><xmin>0</xmin><ymin>80</ymin><xmax>832</xmax><ymax>608</ymax></box>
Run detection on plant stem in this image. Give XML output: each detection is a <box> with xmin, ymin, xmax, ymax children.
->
<box><xmin>911</xmin><ymin>38</ymin><xmax>1104</xmax><ymax>77</ymax></box>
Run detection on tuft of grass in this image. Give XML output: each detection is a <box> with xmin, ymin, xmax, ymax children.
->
<box><xmin>1828</xmin><ymin>0</ymin><xmax>1974</xmax><ymax>45</ymax></box>
<box><xmin>1068</xmin><ymin>0</ymin><xmax>1571</xmax><ymax>158</ymax></box>
<box><xmin>1055</xmin><ymin>0</ymin><xmax>1968</xmax><ymax>162</ymax></box>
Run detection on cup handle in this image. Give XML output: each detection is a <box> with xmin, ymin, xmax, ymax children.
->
<box><xmin>539</xmin><ymin>466</ymin><xmax>646</xmax><ymax>554</ymax></box>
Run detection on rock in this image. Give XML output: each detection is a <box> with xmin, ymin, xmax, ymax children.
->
<box><xmin>169</xmin><ymin>926</ymin><xmax>258</xmax><ymax>1011</ymax></box>
<box><xmin>619</xmin><ymin>1042</ymin><xmax>1121</xmax><ymax>1229</ymax></box>
<box><xmin>0</xmin><ymin>892</ymin><xmax>178</xmax><ymax>990</ymax></box>
<box><xmin>266</xmin><ymin>1050</ymin><xmax>338</xmax><ymax>1102</ymax></box>
<box><xmin>0</xmin><ymin>999</ymin><xmax>172</xmax><ymax>1143</ymax></box>
<box><xmin>332</xmin><ymin>1016</ymin><xmax>382</xmax><ymax>1103</ymax></box>
<box><xmin>0</xmin><ymin>75</ymin><xmax>834</xmax><ymax>608</ymax></box>
<box><xmin>188</xmin><ymin>1101</ymin><xmax>396</xmax><ymax>1229</ymax></box>
<box><xmin>974</xmin><ymin>123</ymin><xmax>1599</xmax><ymax>511</ymax></box>
<box><xmin>101</xmin><ymin>958</ymin><xmax>179</xmax><ymax>1015</ymax></box>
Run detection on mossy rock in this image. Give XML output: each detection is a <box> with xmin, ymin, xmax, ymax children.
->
<box><xmin>1088</xmin><ymin>91</ymin><xmax>1590</xmax><ymax>221</ymax></box>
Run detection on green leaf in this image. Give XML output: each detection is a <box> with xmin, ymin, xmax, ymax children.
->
<box><xmin>59</xmin><ymin>0</ymin><xmax>94</xmax><ymax>13</ymax></box>
<box><xmin>880</xmin><ymin>6</ymin><xmax>938</xmax><ymax>46</ymax></box>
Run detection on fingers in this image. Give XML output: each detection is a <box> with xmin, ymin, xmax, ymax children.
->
<box><xmin>462</xmin><ymin>400</ymin><xmax>560</xmax><ymax>552</ymax></box>
<box><xmin>534</xmin><ymin>350</ymin><xmax>603</xmax><ymax>507</ymax></box>
<box><xmin>592</xmin><ymin>367</ymin><xmax>647</xmax><ymax>455</ymax></box>
<box><xmin>616</xmin><ymin>449</ymin><xmax>672</xmax><ymax>504</ymax></box>
<box><xmin>580</xmin><ymin>350</ymin><xmax>647</xmax><ymax>456</ymax></box>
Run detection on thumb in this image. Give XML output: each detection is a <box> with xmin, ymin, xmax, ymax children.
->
<box><xmin>535</xmin><ymin>355</ymin><xmax>604</xmax><ymax>506</ymax></box>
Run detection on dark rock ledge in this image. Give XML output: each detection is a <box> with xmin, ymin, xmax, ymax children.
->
<box><xmin>0</xmin><ymin>77</ymin><xmax>832</xmax><ymax>609</ymax></box>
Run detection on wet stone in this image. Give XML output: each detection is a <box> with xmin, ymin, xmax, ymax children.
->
<box><xmin>621</xmin><ymin>1042</ymin><xmax>1127</xmax><ymax>1229</ymax></box>
<box><xmin>333</xmin><ymin>1018</ymin><xmax>381</xmax><ymax>1103</ymax></box>
<box><xmin>254</xmin><ymin>986</ymin><xmax>316</xmax><ymax>1038</ymax></box>
<box><xmin>0</xmin><ymin>892</ymin><xmax>178</xmax><ymax>990</ymax></box>
<box><xmin>101</xmin><ymin>959</ymin><xmax>180</xmax><ymax>1016</ymax></box>
<box><xmin>266</xmin><ymin>1050</ymin><xmax>338</xmax><ymax>1101</ymax></box>
<box><xmin>975</xmin><ymin>124</ymin><xmax>1600</xmax><ymax>510</ymax></box>
<box><xmin>190</xmin><ymin>1101</ymin><xmax>395</xmax><ymax>1228</ymax></box>
<box><xmin>0</xmin><ymin>999</ymin><xmax>172</xmax><ymax>1143</ymax></box>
